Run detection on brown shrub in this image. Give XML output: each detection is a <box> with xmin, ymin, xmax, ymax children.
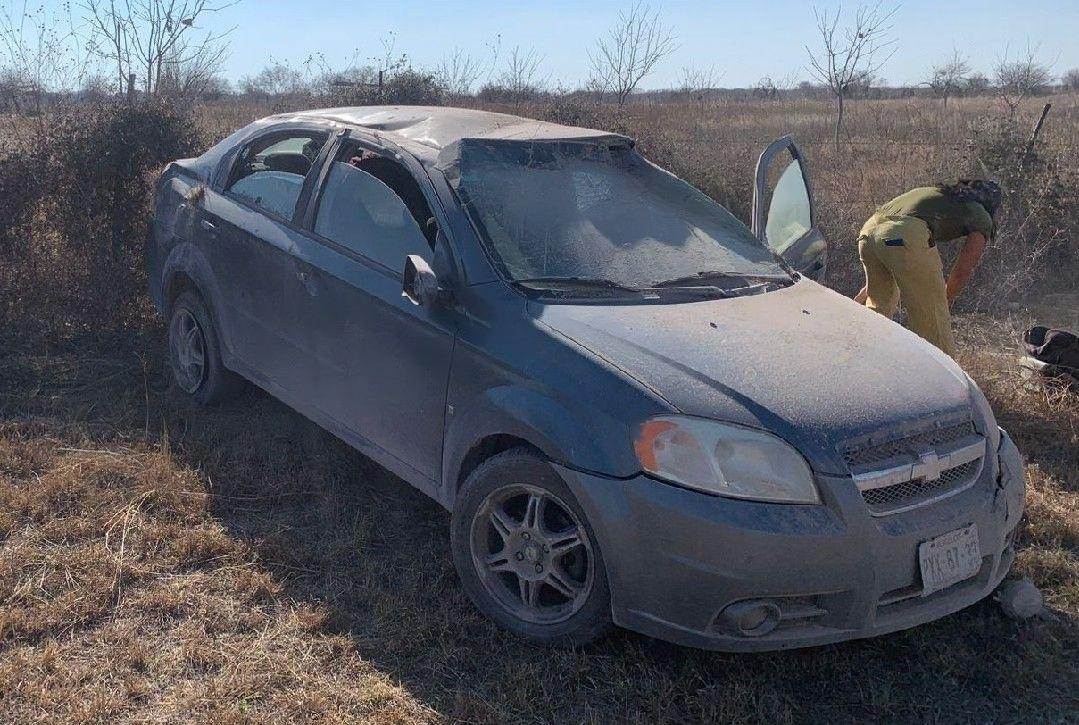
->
<box><xmin>957</xmin><ymin>111</ymin><xmax>1079</xmax><ymax>311</ymax></box>
<box><xmin>0</xmin><ymin>101</ymin><xmax>201</xmax><ymax>347</ymax></box>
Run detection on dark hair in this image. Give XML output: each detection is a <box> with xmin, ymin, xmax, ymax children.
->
<box><xmin>938</xmin><ymin>178</ymin><xmax>1003</xmax><ymax>218</ymax></box>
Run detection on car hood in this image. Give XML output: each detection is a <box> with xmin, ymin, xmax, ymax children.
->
<box><xmin>530</xmin><ymin>279</ymin><xmax>974</xmax><ymax>475</ymax></box>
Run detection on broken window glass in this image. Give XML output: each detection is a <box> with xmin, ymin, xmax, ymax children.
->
<box><xmin>313</xmin><ymin>161</ymin><xmax>431</xmax><ymax>273</ymax></box>
<box><xmin>443</xmin><ymin>140</ymin><xmax>788</xmax><ymax>289</ymax></box>
<box><xmin>349</xmin><ymin>153</ymin><xmax>439</xmax><ymax>244</ymax></box>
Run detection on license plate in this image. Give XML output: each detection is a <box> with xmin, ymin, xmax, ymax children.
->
<box><xmin>918</xmin><ymin>524</ymin><xmax>981</xmax><ymax>596</ymax></box>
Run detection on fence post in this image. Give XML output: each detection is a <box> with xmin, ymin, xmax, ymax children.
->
<box><xmin>1025</xmin><ymin>103</ymin><xmax>1052</xmax><ymax>156</ymax></box>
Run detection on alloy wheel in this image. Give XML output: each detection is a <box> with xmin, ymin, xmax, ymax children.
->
<box><xmin>169</xmin><ymin>308</ymin><xmax>207</xmax><ymax>393</ymax></box>
<box><xmin>470</xmin><ymin>483</ymin><xmax>595</xmax><ymax>625</ymax></box>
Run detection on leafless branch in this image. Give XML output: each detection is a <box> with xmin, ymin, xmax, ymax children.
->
<box><xmin>926</xmin><ymin>48</ymin><xmax>970</xmax><ymax>109</ymax></box>
<box><xmin>80</xmin><ymin>0</ymin><xmax>237</xmax><ymax>96</ymax></box>
<box><xmin>805</xmin><ymin>2</ymin><xmax>897</xmax><ymax>146</ymax></box>
<box><xmin>995</xmin><ymin>42</ymin><xmax>1054</xmax><ymax>113</ymax></box>
<box><xmin>589</xmin><ymin>2</ymin><xmax>677</xmax><ymax>108</ymax></box>
<box><xmin>438</xmin><ymin>47</ymin><xmax>484</xmax><ymax>96</ymax></box>
<box><xmin>498</xmin><ymin>45</ymin><xmax>544</xmax><ymax>110</ymax></box>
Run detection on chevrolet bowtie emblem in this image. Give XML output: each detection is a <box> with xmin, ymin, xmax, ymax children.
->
<box><xmin>915</xmin><ymin>450</ymin><xmax>943</xmax><ymax>481</ymax></box>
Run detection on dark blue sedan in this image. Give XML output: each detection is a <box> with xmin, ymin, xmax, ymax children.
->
<box><xmin>148</xmin><ymin>106</ymin><xmax>1025</xmax><ymax>650</ymax></box>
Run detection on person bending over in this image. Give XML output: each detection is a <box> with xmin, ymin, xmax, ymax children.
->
<box><xmin>854</xmin><ymin>179</ymin><xmax>1001</xmax><ymax>357</ymax></box>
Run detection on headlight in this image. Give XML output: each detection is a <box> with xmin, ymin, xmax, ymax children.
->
<box><xmin>634</xmin><ymin>416</ymin><xmax>820</xmax><ymax>504</ymax></box>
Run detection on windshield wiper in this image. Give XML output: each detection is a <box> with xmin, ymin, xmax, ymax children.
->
<box><xmin>513</xmin><ymin>275</ymin><xmax>741</xmax><ymax>301</ymax></box>
<box><xmin>653</xmin><ymin>270</ymin><xmax>790</xmax><ymax>288</ymax></box>
<box><xmin>512</xmin><ymin>276</ymin><xmax>645</xmax><ymax>294</ymax></box>
<box><xmin>647</xmin><ymin>270</ymin><xmax>794</xmax><ymax>295</ymax></box>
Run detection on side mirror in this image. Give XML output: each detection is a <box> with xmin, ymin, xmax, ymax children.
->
<box><xmin>402</xmin><ymin>254</ymin><xmax>442</xmax><ymax>307</ymax></box>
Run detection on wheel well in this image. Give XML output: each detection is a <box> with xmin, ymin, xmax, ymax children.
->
<box><xmin>165</xmin><ymin>271</ymin><xmax>198</xmax><ymax>310</ymax></box>
<box><xmin>455</xmin><ymin>434</ymin><xmax>540</xmax><ymax>494</ymax></box>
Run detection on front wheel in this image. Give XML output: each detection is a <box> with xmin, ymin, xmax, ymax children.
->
<box><xmin>450</xmin><ymin>448</ymin><xmax>612</xmax><ymax>645</ymax></box>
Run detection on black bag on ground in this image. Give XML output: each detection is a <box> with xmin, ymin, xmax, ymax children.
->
<box><xmin>1022</xmin><ymin>326</ymin><xmax>1079</xmax><ymax>380</ymax></box>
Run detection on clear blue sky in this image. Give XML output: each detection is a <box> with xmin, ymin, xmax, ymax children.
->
<box><xmin>53</xmin><ymin>0</ymin><xmax>1079</xmax><ymax>88</ymax></box>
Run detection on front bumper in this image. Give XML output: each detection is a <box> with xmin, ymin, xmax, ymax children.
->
<box><xmin>556</xmin><ymin>429</ymin><xmax>1026</xmax><ymax>652</ymax></box>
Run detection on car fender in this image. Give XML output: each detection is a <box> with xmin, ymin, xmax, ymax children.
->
<box><xmin>441</xmin><ymin>384</ymin><xmax>638</xmax><ymax>507</ymax></box>
<box><xmin>160</xmin><ymin>242</ymin><xmax>237</xmax><ymax>364</ymax></box>
<box><xmin>997</xmin><ymin>428</ymin><xmax>1026</xmax><ymax>532</ymax></box>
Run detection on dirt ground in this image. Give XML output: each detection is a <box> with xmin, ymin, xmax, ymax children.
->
<box><xmin>1020</xmin><ymin>291</ymin><xmax>1079</xmax><ymax>332</ymax></box>
<box><xmin>1</xmin><ymin>309</ymin><xmax>1076</xmax><ymax>723</ymax></box>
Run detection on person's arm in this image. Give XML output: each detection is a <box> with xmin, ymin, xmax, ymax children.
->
<box><xmin>854</xmin><ymin>284</ymin><xmax>868</xmax><ymax>304</ymax></box>
<box><xmin>945</xmin><ymin>231</ymin><xmax>988</xmax><ymax>303</ymax></box>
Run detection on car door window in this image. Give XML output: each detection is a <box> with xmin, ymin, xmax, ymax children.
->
<box><xmin>313</xmin><ymin>157</ymin><xmax>432</xmax><ymax>272</ymax></box>
<box><xmin>765</xmin><ymin>159</ymin><xmax>812</xmax><ymax>254</ymax></box>
<box><xmin>226</xmin><ymin>132</ymin><xmax>327</xmax><ymax>219</ymax></box>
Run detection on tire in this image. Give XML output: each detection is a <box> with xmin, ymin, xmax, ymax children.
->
<box><xmin>166</xmin><ymin>289</ymin><xmax>244</xmax><ymax>405</ymax></box>
<box><xmin>451</xmin><ymin>447</ymin><xmax>613</xmax><ymax>646</ymax></box>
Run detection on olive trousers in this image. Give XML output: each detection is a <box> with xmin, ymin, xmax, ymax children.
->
<box><xmin>858</xmin><ymin>214</ymin><xmax>956</xmax><ymax>358</ymax></box>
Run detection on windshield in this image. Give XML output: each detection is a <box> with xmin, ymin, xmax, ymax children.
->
<box><xmin>443</xmin><ymin>140</ymin><xmax>789</xmax><ymax>292</ymax></box>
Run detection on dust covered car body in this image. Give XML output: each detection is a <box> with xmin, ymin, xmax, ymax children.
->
<box><xmin>148</xmin><ymin>106</ymin><xmax>1025</xmax><ymax>651</ymax></box>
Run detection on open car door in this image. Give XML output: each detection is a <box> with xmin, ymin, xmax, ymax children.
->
<box><xmin>751</xmin><ymin>136</ymin><xmax>827</xmax><ymax>280</ymax></box>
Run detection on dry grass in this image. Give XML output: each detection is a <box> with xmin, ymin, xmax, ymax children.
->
<box><xmin>0</xmin><ymin>321</ymin><xmax>1076</xmax><ymax>722</ymax></box>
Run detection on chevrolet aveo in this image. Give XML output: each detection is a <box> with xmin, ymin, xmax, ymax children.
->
<box><xmin>148</xmin><ymin>106</ymin><xmax>1026</xmax><ymax>651</ymax></box>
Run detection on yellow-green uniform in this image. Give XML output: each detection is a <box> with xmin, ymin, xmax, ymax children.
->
<box><xmin>858</xmin><ymin>187</ymin><xmax>995</xmax><ymax>357</ymax></box>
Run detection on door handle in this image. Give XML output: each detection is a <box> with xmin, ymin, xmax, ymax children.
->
<box><xmin>199</xmin><ymin>219</ymin><xmax>217</xmax><ymax>232</ymax></box>
<box><xmin>296</xmin><ymin>268</ymin><xmax>317</xmax><ymax>296</ymax></box>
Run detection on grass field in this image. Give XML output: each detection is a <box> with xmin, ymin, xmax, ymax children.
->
<box><xmin>1</xmin><ymin>93</ymin><xmax>1077</xmax><ymax>722</ymax></box>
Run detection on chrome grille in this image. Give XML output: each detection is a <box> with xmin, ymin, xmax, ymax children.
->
<box><xmin>842</xmin><ymin>421</ymin><xmax>977</xmax><ymax>469</ymax></box>
<box><xmin>843</xmin><ymin>420</ymin><xmax>985</xmax><ymax>516</ymax></box>
<box><xmin>862</xmin><ymin>460</ymin><xmax>980</xmax><ymax>513</ymax></box>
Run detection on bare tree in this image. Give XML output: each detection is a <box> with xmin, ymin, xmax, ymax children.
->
<box><xmin>0</xmin><ymin>2</ymin><xmax>87</xmax><ymax>110</ymax></box>
<box><xmin>156</xmin><ymin>39</ymin><xmax>228</xmax><ymax>101</ymax></box>
<box><xmin>373</xmin><ymin>31</ymin><xmax>407</xmax><ymax>78</ymax></box>
<box><xmin>966</xmin><ymin>71</ymin><xmax>990</xmax><ymax>96</ymax></box>
<box><xmin>679</xmin><ymin>64</ymin><xmax>721</xmax><ymax>107</ymax></box>
<box><xmin>927</xmin><ymin>49</ymin><xmax>970</xmax><ymax>109</ymax></box>
<box><xmin>849</xmin><ymin>73</ymin><xmax>881</xmax><ymax>99</ymax></box>
<box><xmin>438</xmin><ymin>47</ymin><xmax>484</xmax><ymax>97</ymax></box>
<box><xmin>753</xmin><ymin>75</ymin><xmax>780</xmax><ymax>100</ymax></box>
<box><xmin>995</xmin><ymin>44</ymin><xmax>1054</xmax><ymax>112</ymax></box>
<box><xmin>239</xmin><ymin>60</ymin><xmax>308</xmax><ymax>97</ymax></box>
<box><xmin>805</xmin><ymin>2</ymin><xmax>897</xmax><ymax>147</ymax></box>
<box><xmin>498</xmin><ymin>45</ymin><xmax>544</xmax><ymax>110</ymax></box>
<box><xmin>1063</xmin><ymin>68</ymin><xmax>1079</xmax><ymax>92</ymax></box>
<box><xmin>81</xmin><ymin>0</ymin><xmax>235</xmax><ymax>96</ymax></box>
<box><xmin>302</xmin><ymin>49</ymin><xmax>379</xmax><ymax>97</ymax></box>
<box><xmin>589</xmin><ymin>2</ymin><xmax>676</xmax><ymax>108</ymax></box>
<box><xmin>776</xmin><ymin>71</ymin><xmax>800</xmax><ymax>91</ymax></box>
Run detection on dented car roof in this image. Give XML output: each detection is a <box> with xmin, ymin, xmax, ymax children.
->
<box><xmin>268</xmin><ymin>105</ymin><xmax>632</xmax><ymax>162</ymax></box>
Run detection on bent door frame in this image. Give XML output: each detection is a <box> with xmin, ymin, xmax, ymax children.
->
<box><xmin>751</xmin><ymin>135</ymin><xmax>827</xmax><ymax>279</ymax></box>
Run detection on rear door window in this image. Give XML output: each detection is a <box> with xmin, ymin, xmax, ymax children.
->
<box><xmin>312</xmin><ymin>154</ymin><xmax>433</xmax><ymax>273</ymax></box>
<box><xmin>226</xmin><ymin>131</ymin><xmax>328</xmax><ymax>220</ymax></box>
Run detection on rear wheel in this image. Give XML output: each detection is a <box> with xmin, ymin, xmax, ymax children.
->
<box><xmin>451</xmin><ymin>448</ymin><xmax>612</xmax><ymax>645</ymax></box>
<box><xmin>167</xmin><ymin>290</ymin><xmax>244</xmax><ymax>405</ymax></box>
